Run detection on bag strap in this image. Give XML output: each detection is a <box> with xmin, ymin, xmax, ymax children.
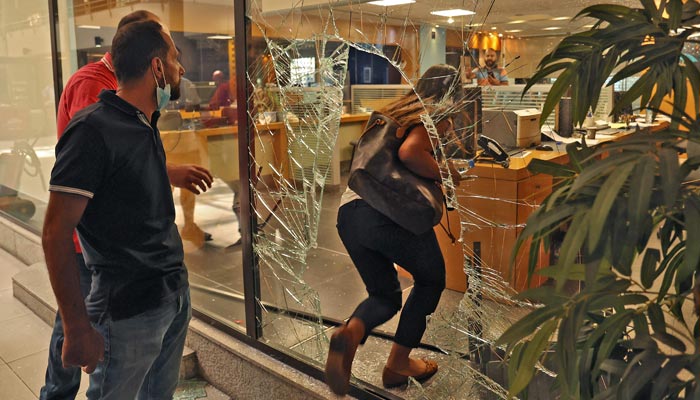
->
<box><xmin>438</xmin><ymin>196</ymin><xmax>457</xmax><ymax>244</ymax></box>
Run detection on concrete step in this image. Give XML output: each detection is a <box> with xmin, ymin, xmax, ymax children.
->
<box><xmin>12</xmin><ymin>262</ymin><xmax>197</xmax><ymax>380</ymax></box>
<box><xmin>175</xmin><ymin>379</ymin><xmax>231</xmax><ymax>400</ymax></box>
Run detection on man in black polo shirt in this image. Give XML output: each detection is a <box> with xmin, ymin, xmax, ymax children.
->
<box><xmin>43</xmin><ymin>19</ymin><xmax>190</xmax><ymax>398</ymax></box>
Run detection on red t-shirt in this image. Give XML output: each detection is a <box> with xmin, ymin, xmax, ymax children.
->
<box><xmin>56</xmin><ymin>53</ymin><xmax>117</xmax><ymax>252</ymax></box>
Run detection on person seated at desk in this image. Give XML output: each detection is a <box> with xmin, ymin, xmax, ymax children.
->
<box><xmin>209</xmin><ymin>69</ymin><xmax>233</xmax><ymax>110</ymax></box>
<box><xmin>468</xmin><ymin>48</ymin><xmax>509</xmax><ymax>86</ymax></box>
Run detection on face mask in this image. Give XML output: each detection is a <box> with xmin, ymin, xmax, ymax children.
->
<box><xmin>152</xmin><ymin>59</ymin><xmax>171</xmax><ymax>111</ymax></box>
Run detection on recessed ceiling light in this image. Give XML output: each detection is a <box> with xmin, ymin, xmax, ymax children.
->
<box><xmin>430</xmin><ymin>9</ymin><xmax>475</xmax><ymax>17</ymax></box>
<box><xmin>491</xmin><ymin>27</ymin><xmax>497</xmax><ymax>30</ymax></box>
<box><xmin>505</xmin><ymin>29</ymin><xmax>522</xmax><ymax>33</ymax></box>
<box><xmin>78</xmin><ymin>25</ymin><xmax>101</xmax><ymax>29</ymax></box>
<box><xmin>207</xmin><ymin>35</ymin><xmax>233</xmax><ymax>39</ymax></box>
<box><xmin>543</xmin><ymin>27</ymin><xmax>562</xmax><ymax>30</ymax></box>
<box><xmin>498</xmin><ymin>33</ymin><xmax>503</xmax><ymax>37</ymax></box>
<box><xmin>551</xmin><ymin>17</ymin><xmax>569</xmax><ymax>21</ymax></box>
<box><xmin>508</xmin><ymin>20</ymin><xmax>526</xmax><ymax>24</ymax></box>
<box><xmin>368</xmin><ymin>0</ymin><xmax>415</xmax><ymax>6</ymax></box>
<box><xmin>447</xmin><ymin>17</ymin><xmax>455</xmax><ymax>24</ymax></box>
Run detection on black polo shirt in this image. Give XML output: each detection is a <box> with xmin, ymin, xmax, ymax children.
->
<box><xmin>49</xmin><ymin>90</ymin><xmax>187</xmax><ymax>321</ymax></box>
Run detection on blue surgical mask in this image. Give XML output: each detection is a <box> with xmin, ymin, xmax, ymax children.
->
<box><xmin>152</xmin><ymin>60</ymin><xmax>171</xmax><ymax>111</ymax></box>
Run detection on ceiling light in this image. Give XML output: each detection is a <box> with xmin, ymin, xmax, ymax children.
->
<box><xmin>508</xmin><ymin>20</ymin><xmax>526</xmax><ymax>24</ymax></box>
<box><xmin>430</xmin><ymin>9</ymin><xmax>475</xmax><ymax>17</ymax></box>
<box><xmin>491</xmin><ymin>27</ymin><xmax>497</xmax><ymax>30</ymax></box>
<box><xmin>498</xmin><ymin>33</ymin><xmax>503</xmax><ymax>37</ymax></box>
<box><xmin>551</xmin><ymin>17</ymin><xmax>569</xmax><ymax>21</ymax></box>
<box><xmin>78</xmin><ymin>25</ymin><xmax>101</xmax><ymax>29</ymax></box>
<box><xmin>543</xmin><ymin>27</ymin><xmax>562</xmax><ymax>30</ymax></box>
<box><xmin>447</xmin><ymin>17</ymin><xmax>455</xmax><ymax>24</ymax></box>
<box><xmin>207</xmin><ymin>35</ymin><xmax>233</xmax><ymax>39</ymax></box>
<box><xmin>505</xmin><ymin>29</ymin><xmax>522</xmax><ymax>33</ymax></box>
<box><xmin>368</xmin><ymin>0</ymin><xmax>415</xmax><ymax>6</ymax></box>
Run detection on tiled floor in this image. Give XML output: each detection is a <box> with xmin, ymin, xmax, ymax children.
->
<box><xmin>0</xmin><ymin>247</ymin><xmax>88</xmax><ymax>399</ymax></box>
<box><xmin>0</xmin><ymin>248</ymin><xmax>230</xmax><ymax>400</ymax></box>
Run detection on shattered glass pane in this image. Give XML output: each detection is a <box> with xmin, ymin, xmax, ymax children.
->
<box><xmin>242</xmin><ymin>0</ymin><xmax>640</xmax><ymax>398</ymax></box>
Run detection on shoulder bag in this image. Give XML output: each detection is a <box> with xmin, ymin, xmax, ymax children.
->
<box><xmin>348</xmin><ymin>111</ymin><xmax>444</xmax><ymax>235</ymax></box>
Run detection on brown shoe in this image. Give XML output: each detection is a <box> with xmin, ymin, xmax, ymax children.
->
<box><xmin>325</xmin><ymin>325</ymin><xmax>358</xmax><ymax>395</ymax></box>
<box><xmin>382</xmin><ymin>359</ymin><xmax>438</xmax><ymax>389</ymax></box>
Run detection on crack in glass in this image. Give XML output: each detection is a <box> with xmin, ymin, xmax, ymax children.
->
<box><xmin>241</xmin><ymin>0</ymin><xmax>610</xmax><ymax>397</ymax></box>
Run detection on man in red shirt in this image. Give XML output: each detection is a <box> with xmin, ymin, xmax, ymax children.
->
<box><xmin>209</xmin><ymin>69</ymin><xmax>233</xmax><ymax>110</ymax></box>
<box><xmin>40</xmin><ymin>10</ymin><xmax>213</xmax><ymax>400</ymax></box>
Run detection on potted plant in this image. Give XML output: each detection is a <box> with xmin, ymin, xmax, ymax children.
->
<box><xmin>496</xmin><ymin>1</ymin><xmax>700</xmax><ymax>398</ymax></box>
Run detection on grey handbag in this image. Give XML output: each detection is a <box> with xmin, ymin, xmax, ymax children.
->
<box><xmin>348</xmin><ymin>112</ymin><xmax>444</xmax><ymax>235</ymax></box>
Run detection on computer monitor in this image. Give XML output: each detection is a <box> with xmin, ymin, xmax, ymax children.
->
<box><xmin>482</xmin><ymin>108</ymin><xmax>542</xmax><ymax>148</ymax></box>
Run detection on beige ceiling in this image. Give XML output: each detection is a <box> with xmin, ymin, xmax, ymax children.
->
<box><xmin>261</xmin><ymin>0</ymin><xmax>641</xmax><ymax>38</ymax></box>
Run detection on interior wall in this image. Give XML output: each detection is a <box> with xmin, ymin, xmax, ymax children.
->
<box><xmin>501</xmin><ymin>35</ymin><xmax>563</xmax><ymax>79</ymax></box>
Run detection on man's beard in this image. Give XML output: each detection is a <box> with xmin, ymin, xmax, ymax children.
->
<box><xmin>170</xmin><ymin>81</ymin><xmax>181</xmax><ymax>101</ymax></box>
<box><xmin>485</xmin><ymin>60</ymin><xmax>497</xmax><ymax>69</ymax></box>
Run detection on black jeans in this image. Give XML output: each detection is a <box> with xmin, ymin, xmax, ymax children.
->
<box><xmin>337</xmin><ymin>199</ymin><xmax>445</xmax><ymax>348</ymax></box>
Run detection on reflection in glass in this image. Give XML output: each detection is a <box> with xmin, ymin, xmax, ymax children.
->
<box><xmin>0</xmin><ymin>2</ymin><xmax>56</xmax><ymax>229</ymax></box>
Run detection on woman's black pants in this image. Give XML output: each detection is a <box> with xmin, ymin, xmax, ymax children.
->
<box><xmin>336</xmin><ymin>199</ymin><xmax>445</xmax><ymax>348</ymax></box>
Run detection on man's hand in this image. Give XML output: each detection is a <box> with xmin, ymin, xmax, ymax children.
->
<box><xmin>62</xmin><ymin>324</ymin><xmax>104</xmax><ymax>374</ymax></box>
<box><xmin>487</xmin><ymin>75</ymin><xmax>502</xmax><ymax>86</ymax></box>
<box><xmin>166</xmin><ymin>163</ymin><xmax>214</xmax><ymax>194</ymax></box>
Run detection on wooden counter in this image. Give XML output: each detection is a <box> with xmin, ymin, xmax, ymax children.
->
<box><xmin>437</xmin><ymin>123</ymin><xmax>674</xmax><ymax>293</ymax></box>
<box><xmin>160</xmin><ymin>114</ymin><xmax>369</xmax><ymax>184</ymax></box>
<box><xmin>438</xmin><ymin>149</ymin><xmax>569</xmax><ymax>293</ymax></box>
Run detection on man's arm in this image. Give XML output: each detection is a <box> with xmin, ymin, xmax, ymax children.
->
<box><xmin>42</xmin><ymin>191</ymin><xmax>103</xmax><ymax>372</ymax></box>
<box><xmin>497</xmin><ymin>68</ymin><xmax>509</xmax><ymax>86</ymax></box>
<box><xmin>166</xmin><ymin>163</ymin><xmax>214</xmax><ymax>194</ymax></box>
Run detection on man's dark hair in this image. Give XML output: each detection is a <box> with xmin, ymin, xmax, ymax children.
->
<box><xmin>117</xmin><ymin>10</ymin><xmax>155</xmax><ymax>30</ymax></box>
<box><xmin>112</xmin><ymin>20</ymin><xmax>169</xmax><ymax>83</ymax></box>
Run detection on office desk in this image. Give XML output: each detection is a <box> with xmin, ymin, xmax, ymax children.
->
<box><xmin>438</xmin><ymin>121</ymin><xmax>671</xmax><ymax>293</ymax></box>
<box><xmin>160</xmin><ymin>115</ymin><xmax>369</xmax><ymax>184</ymax></box>
<box><xmin>438</xmin><ymin>149</ymin><xmax>569</xmax><ymax>293</ymax></box>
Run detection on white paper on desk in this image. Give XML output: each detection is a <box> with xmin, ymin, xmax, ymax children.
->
<box><xmin>542</xmin><ymin>129</ymin><xmax>610</xmax><ymax>146</ymax></box>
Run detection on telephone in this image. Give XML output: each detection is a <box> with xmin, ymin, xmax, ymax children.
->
<box><xmin>477</xmin><ymin>135</ymin><xmax>510</xmax><ymax>168</ymax></box>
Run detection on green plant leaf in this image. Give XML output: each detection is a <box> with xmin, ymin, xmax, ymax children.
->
<box><xmin>651</xmin><ymin>355</ymin><xmax>690</xmax><ymax>399</ymax></box>
<box><xmin>516</xmin><ymin>285</ymin><xmax>570</xmax><ymax>305</ymax></box>
<box><xmin>647</xmin><ymin>302</ymin><xmax>666</xmax><ymax>334</ymax></box>
<box><xmin>554</xmin><ymin>212</ymin><xmax>589</xmax><ymax>291</ymax></box>
<box><xmin>587</xmin><ymin>162</ymin><xmax>636</xmax><ymax>251</ymax></box>
<box><xmin>640</xmin><ymin>248</ymin><xmax>661</xmax><ymax>289</ymax></box>
<box><xmin>527</xmin><ymin>158</ymin><xmax>576</xmax><ymax>178</ymax></box>
<box><xmin>570</xmin><ymin>152</ymin><xmax>639</xmax><ymax>194</ymax></box>
<box><xmin>617</xmin><ymin>350</ymin><xmax>665</xmax><ymax>399</ymax></box>
<box><xmin>681</xmin><ymin>196</ymin><xmax>700</xmax><ymax>284</ymax></box>
<box><xmin>589</xmin><ymin>309</ymin><xmax>635</xmax><ymax>377</ymax></box>
<box><xmin>659</xmin><ymin>147</ymin><xmax>681</xmax><ymax>208</ymax></box>
<box><xmin>658</xmin><ymin>244</ymin><xmax>684</xmax><ymax>300</ymax></box>
<box><xmin>508</xmin><ymin>319</ymin><xmax>557</xmax><ymax>397</ymax></box>
<box><xmin>536</xmin><ymin>263</ymin><xmax>613</xmax><ymax>281</ymax></box>
<box><xmin>588</xmin><ymin>293</ymin><xmax>648</xmax><ymax>311</ymax></box>
<box><xmin>598</xmin><ymin>359</ymin><xmax>627</xmax><ymax>376</ymax></box>
<box><xmin>667</xmin><ymin>0</ymin><xmax>683</xmax><ymax>29</ymax></box>
<box><xmin>652</xmin><ymin>331</ymin><xmax>686</xmax><ymax>352</ymax></box>
<box><xmin>539</xmin><ymin>62</ymin><xmax>579</xmax><ymax>124</ymax></box>
<box><xmin>496</xmin><ymin>304</ymin><xmax>562</xmax><ymax>347</ymax></box>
